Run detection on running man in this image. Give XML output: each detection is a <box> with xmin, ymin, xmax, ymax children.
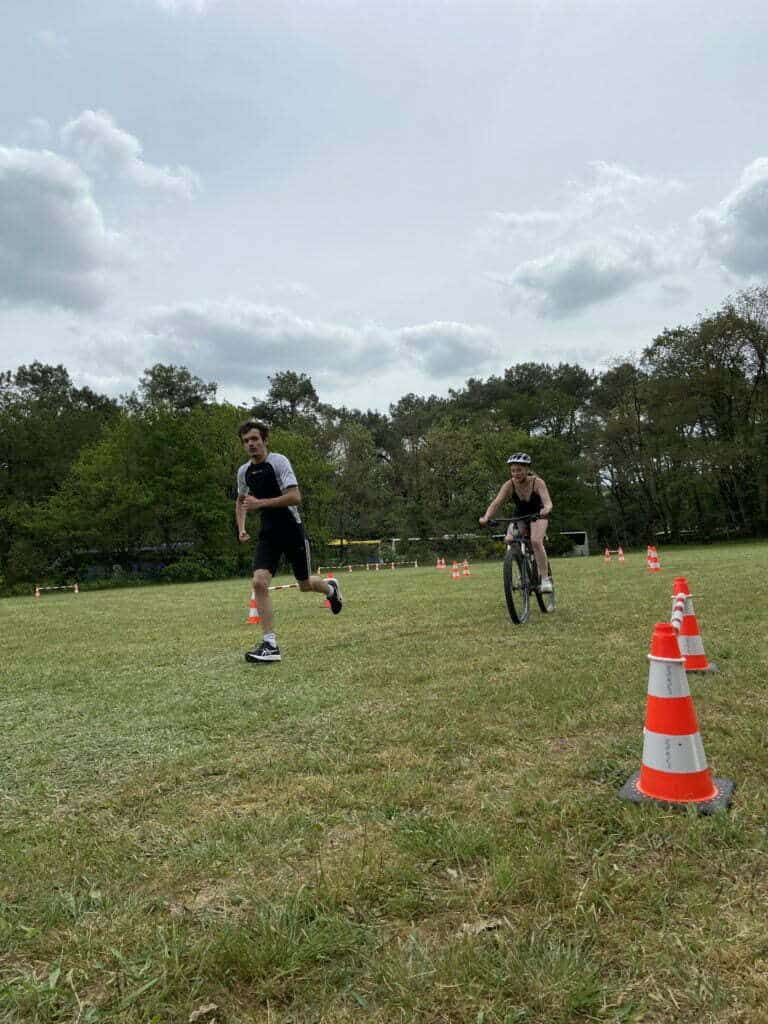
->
<box><xmin>235</xmin><ymin>420</ymin><xmax>342</xmax><ymax>663</ymax></box>
<box><xmin>479</xmin><ymin>452</ymin><xmax>554</xmax><ymax>592</ymax></box>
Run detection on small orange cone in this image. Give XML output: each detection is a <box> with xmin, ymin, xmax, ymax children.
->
<box><xmin>247</xmin><ymin>590</ymin><xmax>261</xmax><ymax>624</ymax></box>
<box><xmin>617</xmin><ymin>546</ymin><xmax>625</xmax><ymax>563</ymax></box>
<box><xmin>34</xmin><ymin>585</ymin><xmax>41</xmax><ymax>599</ymax></box>
<box><xmin>604</xmin><ymin>547</ymin><xmax>611</xmax><ymax>563</ymax></box>
<box><xmin>451</xmin><ymin>561</ymin><xmax>460</xmax><ymax>581</ymax></box>
<box><xmin>646</xmin><ymin>546</ymin><xmax>662</xmax><ymax>572</ymax></box>
<box><xmin>462</xmin><ymin>559</ymin><xmax>471</xmax><ymax>577</ymax></box>
<box><xmin>619</xmin><ymin>623</ymin><xmax>733</xmax><ymax>812</ymax></box>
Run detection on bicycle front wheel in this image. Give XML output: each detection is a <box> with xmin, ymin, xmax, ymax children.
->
<box><xmin>503</xmin><ymin>547</ymin><xmax>529</xmax><ymax>624</ymax></box>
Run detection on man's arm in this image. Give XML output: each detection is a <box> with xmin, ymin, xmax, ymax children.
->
<box><xmin>479</xmin><ymin>480</ymin><xmax>514</xmax><ymax>524</ymax></box>
<box><xmin>239</xmin><ymin>485</ymin><xmax>302</xmax><ymax>512</ymax></box>
<box><xmin>235</xmin><ymin>497</ymin><xmax>249</xmax><ymax>542</ymax></box>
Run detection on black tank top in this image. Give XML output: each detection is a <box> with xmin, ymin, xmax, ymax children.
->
<box><xmin>511</xmin><ymin>475</ymin><xmax>543</xmax><ymax>516</ymax></box>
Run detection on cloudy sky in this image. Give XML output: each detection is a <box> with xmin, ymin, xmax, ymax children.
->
<box><xmin>2</xmin><ymin>0</ymin><xmax>768</xmax><ymax>411</ymax></box>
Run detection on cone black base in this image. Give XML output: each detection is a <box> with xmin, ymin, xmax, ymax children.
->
<box><xmin>618</xmin><ymin>771</ymin><xmax>735</xmax><ymax>814</ymax></box>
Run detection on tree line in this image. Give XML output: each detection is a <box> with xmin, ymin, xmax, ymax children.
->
<box><xmin>2</xmin><ymin>287</ymin><xmax>766</xmax><ymax>592</ymax></box>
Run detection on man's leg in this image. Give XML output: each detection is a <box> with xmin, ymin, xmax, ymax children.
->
<box><xmin>252</xmin><ymin>568</ymin><xmax>274</xmax><ymax>633</ymax></box>
<box><xmin>245</xmin><ymin>542</ymin><xmax>281</xmax><ymax>662</ymax></box>
<box><xmin>290</xmin><ymin>529</ymin><xmax>343</xmax><ymax>613</ymax></box>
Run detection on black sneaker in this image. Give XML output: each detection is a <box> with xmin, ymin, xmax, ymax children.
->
<box><xmin>245</xmin><ymin>640</ymin><xmax>282</xmax><ymax>663</ymax></box>
<box><xmin>326</xmin><ymin>577</ymin><xmax>343</xmax><ymax>615</ymax></box>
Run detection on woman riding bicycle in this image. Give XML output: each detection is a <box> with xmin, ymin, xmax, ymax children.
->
<box><xmin>479</xmin><ymin>452</ymin><xmax>554</xmax><ymax>592</ymax></box>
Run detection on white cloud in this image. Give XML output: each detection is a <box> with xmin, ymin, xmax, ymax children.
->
<box><xmin>398</xmin><ymin>321</ymin><xmax>496</xmax><ymax>376</ymax></box>
<box><xmin>696</xmin><ymin>158</ymin><xmax>768</xmax><ymax>277</ymax></box>
<box><xmin>61</xmin><ymin>110</ymin><xmax>200</xmax><ymax>199</ymax></box>
<box><xmin>497</xmin><ymin>232</ymin><xmax>672</xmax><ymax>318</ymax></box>
<box><xmin>0</xmin><ymin>147</ymin><xmax>121</xmax><ymax>310</ymax></box>
<box><xmin>72</xmin><ymin>300</ymin><xmax>498</xmax><ymax>390</ymax></box>
<box><xmin>486</xmin><ymin>162</ymin><xmax>687</xmax><ymax>318</ymax></box>
<box><xmin>490</xmin><ymin>162</ymin><xmax>683</xmax><ymax>244</ymax></box>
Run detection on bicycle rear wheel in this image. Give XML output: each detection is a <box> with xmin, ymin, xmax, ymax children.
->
<box><xmin>503</xmin><ymin>546</ymin><xmax>529</xmax><ymax>624</ymax></box>
<box><xmin>533</xmin><ymin>559</ymin><xmax>556</xmax><ymax>614</ymax></box>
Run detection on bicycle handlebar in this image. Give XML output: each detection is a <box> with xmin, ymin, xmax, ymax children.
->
<box><xmin>485</xmin><ymin>513</ymin><xmax>548</xmax><ymax>527</ymax></box>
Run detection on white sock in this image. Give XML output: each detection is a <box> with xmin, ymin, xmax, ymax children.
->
<box><xmin>263</xmin><ymin>632</ymin><xmax>277</xmax><ymax>646</ymax></box>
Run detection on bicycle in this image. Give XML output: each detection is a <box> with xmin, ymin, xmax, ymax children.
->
<box><xmin>487</xmin><ymin>514</ymin><xmax>556</xmax><ymax>624</ymax></box>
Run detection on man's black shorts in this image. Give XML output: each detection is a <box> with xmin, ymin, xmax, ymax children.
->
<box><xmin>253</xmin><ymin>523</ymin><xmax>311</xmax><ymax>580</ymax></box>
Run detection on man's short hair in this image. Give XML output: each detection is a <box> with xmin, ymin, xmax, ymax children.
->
<box><xmin>238</xmin><ymin>419</ymin><xmax>270</xmax><ymax>441</ymax></box>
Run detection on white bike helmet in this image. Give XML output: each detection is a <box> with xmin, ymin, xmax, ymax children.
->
<box><xmin>506</xmin><ymin>452</ymin><xmax>532</xmax><ymax>465</ymax></box>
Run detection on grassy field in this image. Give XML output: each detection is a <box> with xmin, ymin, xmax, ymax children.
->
<box><xmin>2</xmin><ymin>544</ymin><xmax>768</xmax><ymax>1024</ymax></box>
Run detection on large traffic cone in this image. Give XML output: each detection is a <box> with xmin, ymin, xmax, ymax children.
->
<box><xmin>247</xmin><ymin>591</ymin><xmax>261</xmax><ymax>624</ymax></box>
<box><xmin>462</xmin><ymin>559</ymin><xmax>471</xmax><ymax>577</ymax></box>
<box><xmin>675</xmin><ymin>579</ymin><xmax>718</xmax><ymax>673</ymax></box>
<box><xmin>451</xmin><ymin>561</ymin><xmax>460</xmax><ymax>581</ymax></box>
<box><xmin>619</xmin><ymin>623</ymin><xmax>733</xmax><ymax>813</ymax></box>
<box><xmin>618</xmin><ymin>546</ymin><xmax>625</xmax><ymax>563</ymax></box>
<box><xmin>604</xmin><ymin>547</ymin><xmax>612</xmax><ymax>563</ymax></box>
<box><xmin>34</xmin><ymin>585</ymin><xmax>41</xmax><ymax>599</ymax></box>
<box><xmin>646</xmin><ymin>546</ymin><xmax>662</xmax><ymax>572</ymax></box>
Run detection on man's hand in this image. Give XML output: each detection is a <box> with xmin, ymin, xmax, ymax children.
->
<box><xmin>478</xmin><ymin>515</ymin><xmax>489</xmax><ymax>526</ymax></box>
<box><xmin>238</xmin><ymin>529</ymin><xmax>251</xmax><ymax>543</ymax></box>
<box><xmin>239</xmin><ymin>494</ymin><xmax>264</xmax><ymax>512</ymax></box>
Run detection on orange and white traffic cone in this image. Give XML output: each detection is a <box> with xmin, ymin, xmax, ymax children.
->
<box><xmin>646</xmin><ymin>546</ymin><xmax>662</xmax><ymax>572</ymax></box>
<box><xmin>675</xmin><ymin>579</ymin><xmax>718</xmax><ymax>673</ymax></box>
<box><xmin>462</xmin><ymin>559</ymin><xmax>471</xmax><ymax>577</ymax></box>
<box><xmin>247</xmin><ymin>591</ymin><xmax>261</xmax><ymax>624</ymax></box>
<box><xmin>618</xmin><ymin>623</ymin><xmax>733</xmax><ymax>812</ymax></box>
<box><xmin>34</xmin><ymin>585</ymin><xmax>41</xmax><ymax>599</ymax></box>
<box><xmin>618</xmin><ymin>546</ymin><xmax>625</xmax><ymax>563</ymax></box>
<box><xmin>604</xmin><ymin>547</ymin><xmax>612</xmax><ymax>563</ymax></box>
<box><xmin>451</xmin><ymin>561</ymin><xmax>460</xmax><ymax>581</ymax></box>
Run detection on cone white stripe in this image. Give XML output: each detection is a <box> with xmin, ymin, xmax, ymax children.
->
<box><xmin>646</xmin><ymin>658</ymin><xmax>690</xmax><ymax>698</ymax></box>
<box><xmin>641</xmin><ymin>729</ymin><xmax>709</xmax><ymax>773</ymax></box>
<box><xmin>679</xmin><ymin>634</ymin><xmax>706</xmax><ymax>656</ymax></box>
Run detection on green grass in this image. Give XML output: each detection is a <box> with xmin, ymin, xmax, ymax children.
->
<box><xmin>2</xmin><ymin>544</ymin><xmax>768</xmax><ymax>1023</ymax></box>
